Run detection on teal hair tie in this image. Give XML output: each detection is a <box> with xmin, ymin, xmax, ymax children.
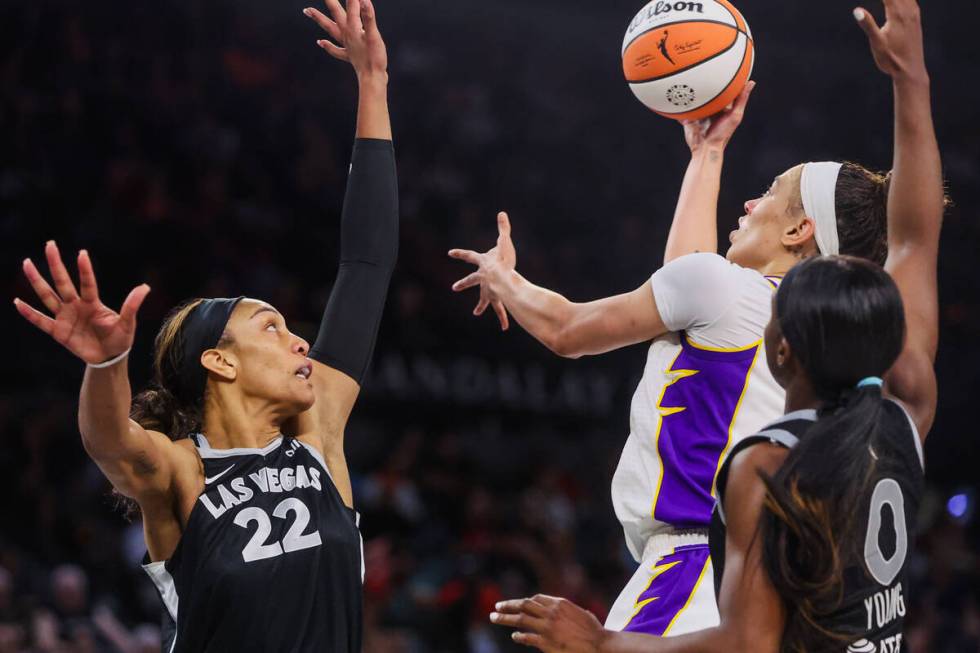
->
<box><xmin>857</xmin><ymin>377</ymin><xmax>884</xmax><ymax>388</ymax></box>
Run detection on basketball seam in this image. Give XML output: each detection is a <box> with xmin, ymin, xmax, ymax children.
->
<box><xmin>714</xmin><ymin>0</ymin><xmax>744</xmax><ymax>34</ymax></box>
<box><xmin>626</xmin><ymin>33</ymin><xmax>739</xmax><ymax>84</ymax></box>
<box><xmin>623</xmin><ymin>19</ymin><xmax>749</xmax><ymax>55</ymax></box>
<box><xmin>656</xmin><ymin>34</ymin><xmax>752</xmax><ymax>117</ymax></box>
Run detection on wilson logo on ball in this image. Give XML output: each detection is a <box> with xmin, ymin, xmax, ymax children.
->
<box><xmin>628</xmin><ymin>1</ymin><xmax>705</xmax><ymax>31</ymax></box>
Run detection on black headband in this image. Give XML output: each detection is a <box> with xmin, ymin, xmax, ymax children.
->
<box><xmin>173</xmin><ymin>297</ymin><xmax>244</xmax><ymax>406</ymax></box>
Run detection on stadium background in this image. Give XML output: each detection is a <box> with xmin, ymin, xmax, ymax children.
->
<box><xmin>1</xmin><ymin>0</ymin><xmax>977</xmax><ymax>651</ymax></box>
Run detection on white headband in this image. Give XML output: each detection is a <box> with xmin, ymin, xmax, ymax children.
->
<box><xmin>800</xmin><ymin>161</ymin><xmax>843</xmax><ymax>256</ymax></box>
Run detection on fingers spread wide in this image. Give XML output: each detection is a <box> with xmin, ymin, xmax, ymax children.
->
<box><xmin>77</xmin><ymin>250</ymin><xmax>100</xmax><ymax>302</ymax></box>
<box><xmin>361</xmin><ymin>0</ymin><xmax>377</xmax><ymax>31</ymax></box>
<box><xmin>452</xmin><ymin>272</ymin><xmax>481</xmax><ymax>292</ymax></box>
<box><xmin>22</xmin><ymin>258</ymin><xmax>61</xmax><ymax>313</ymax></box>
<box><xmin>474</xmin><ymin>296</ymin><xmax>489</xmax><ymax>317</ymax></box>
<box><xmin>44</xmin><ymin>241</ymin><xmax>79</xmax><ymax>302</ymax></box>
<box><xmin>304</xmin><ymin>7</ymin><xmax>343</xmax><ymax>42</ymax></box>
<box><xmin>13</xmin><ymin>298</ymin><xmax>55</xmax><ymax>335</ymax></box>
<box><xmin>347</xmin><ymin>0</ymin><xmax>363</xmax><ymax>32</ymax></box>
<box><xmin>492</xmin><ymin>301</ymin><xmax>509</xmax><ymax>331</ymax></box>
<box><xmin>318</xmin><ymin>39</ymin><xmax>350</xmax><ymax>61</ymax></box>
<box><xmin>119</xmin><ymin>284</ymin><xmax>151</xmax><ymax>327</ymax></box>
<box><xmin>854</xmin><ymin>6</ymin><xmax>883</xmax><ymax>43</ymax></box>
<box><xmin>323</xmin><ymin>0</ymin><xmax>347</xmax><ymax>24</ymax></box>
<box><xmin>448</xmin><ymin>249</ymin><xmax>482</xmax><ymax>265</ymax></box>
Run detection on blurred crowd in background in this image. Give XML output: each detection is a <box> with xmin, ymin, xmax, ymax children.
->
<box><xmin>1</xmin><ymin>0</ymin><xmax>978</xmax><ymax>651</ymax></box>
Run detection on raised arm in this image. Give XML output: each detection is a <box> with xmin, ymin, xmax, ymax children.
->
<box><xmin>295</xmin><ymin>0</ymin><xmax>397</xmax><ymax>505</ymax></box>
<box><xmin>663</xmin><ymin>82</ymin><xmax>755</xmax><ymax>264</ymax></box>
<box><xmin>855</xmin><ymin>0</ymin><xmax>942</xmax><ymax>437</ymax></box>
<box><xmin>450</xmin><ymin>212</ymin><xmax>667</xmax><ymax>359</ymax></box>
<box><xmin>490</xmin><ymin>445</ymin><xmax>787</xmax><ymax>653</ymax></box>
<box><xmin>14</xmin><ymin>242</ymin><xmax>182</xmax><ymax>502</ymax></box>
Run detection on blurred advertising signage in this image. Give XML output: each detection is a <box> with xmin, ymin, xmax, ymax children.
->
<box><xmin>366</xmin><ymin>352</ymin><xmax>632</xmax><ymax>417</ymax></box>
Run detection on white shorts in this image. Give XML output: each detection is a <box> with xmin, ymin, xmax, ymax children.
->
<box><xmin>604</xmin><ymin>531</ymin><xmax>720</xmax><ymax>636</ymax></box>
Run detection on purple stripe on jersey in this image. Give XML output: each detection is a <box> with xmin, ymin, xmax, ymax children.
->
<box><xmin>652</xmin><ymin>337</ymin><xmax>759</xmax><ymax>527</ymax></box>
<box><xmin>623</xmin><ymin>545</ymin><xmax>710</xmax><ymax>635</ymax></box>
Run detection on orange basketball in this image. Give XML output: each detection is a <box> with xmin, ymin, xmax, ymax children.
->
<box><xmin>622</xmin><ymin>0</ymin><xmax>755</xmax><ymax>121</ymax></box>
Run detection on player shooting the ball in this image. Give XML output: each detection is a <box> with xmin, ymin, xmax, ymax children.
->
<box><xmin>450</xmin><ymin>0</ymin><xmax>942</xmax><ymax>646</ymax></box>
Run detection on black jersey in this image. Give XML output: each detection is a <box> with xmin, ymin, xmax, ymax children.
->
<box><xmin>142</xmin><ymin>434</ymin><xmax>363</xmax><ymax>653</ymax></box>
<box><xmin>709</xmin><ymin>402</ymin><xmax>924</xmax><ymax>653</ymax></box>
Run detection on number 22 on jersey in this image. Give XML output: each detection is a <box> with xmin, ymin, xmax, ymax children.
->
<box><xmin>234</xmin><ymin>497</ymin><xmax>323</xmax><ymax>563</ymax></box>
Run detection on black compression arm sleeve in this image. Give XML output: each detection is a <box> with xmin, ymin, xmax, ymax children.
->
<box><xmin>309</xmin><ymin>138</ymin><xmax>398</xmax><ymax>384</ymax></box>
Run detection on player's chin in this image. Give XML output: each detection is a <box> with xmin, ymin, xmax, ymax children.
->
<box><xmin>724</xmin><ymin>242</ymin><xmax>741</xmax><ymax>263</ymax></box>
<box><xmin>289</xmin><ymin>382</ymin><xmax>317</xmax><ymax>411</ymax></box>
<box><xmin>299</xmin><ymin>388</ymin><xmax>316</xmax><ymax>410</ymax></box>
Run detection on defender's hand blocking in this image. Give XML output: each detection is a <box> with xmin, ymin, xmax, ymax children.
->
<box><xmin>449</xmin><ymin>212</ymin><xmax>516</xmax><ymax>331</ymax></box>
<box><xmin>682</xmin><ymin>80</ymin><xmax>755</xmax><ymax>153</ymax></box>
<box><xmin>490</xmin><ymin>595</ymin><xmax>606</xmax><ymax>653</ymax></box>
<box><xmin>304</xmin><ymin>0</ymin><xmax>387</xmax><ymax>79</ymax></box>
<box><xmin>854</xmin><ymin>0</ymin><xmax>927</xmax><ymax>81</ymax></box>
<box><xmin>14</xmin><ymin>242</ymin><xmax>149</xmax><ymax>365</ymax></box>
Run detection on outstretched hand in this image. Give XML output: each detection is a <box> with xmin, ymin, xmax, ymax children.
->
<box><xmin>448</xmin><ymin>211</ymin><xmax>516</xmax><ymax>331</ymax></box>
<box><xmin>682</xmin><ymin>80</ymin><xmax>755</xmax><ymax>153</ymax></box>
<box><xmin>304</xmin><ymin>0</ymin><xmax>387</xmax><ymax>80</ymax></box>
<box><xmin>853</xmin><ymin>0</ymin><xmax>927</xmax><ymax>81</ymax></box>
<box><xmin>490</xmin><ymin>595</ymin><xmax>607</xmax><ymax>653</ymax></box>
<box><xmin>14</xmin><ymin>242</ymin><xmax>150</xmax><ymax>365</ymax></box>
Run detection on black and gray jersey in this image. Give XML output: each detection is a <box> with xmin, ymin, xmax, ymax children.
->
<box><xmin>143</xmin><ymin>434</ymin><xmax>363</xmax><ymax>653</ymax></box>
<box><xmin>709</xmin><ymin>401</ymin><xmax>924</xmax><ymax>653</ymax></box>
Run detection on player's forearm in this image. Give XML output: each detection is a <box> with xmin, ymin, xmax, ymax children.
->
<box><xmin>495</xmin><ymin>271</ymin><xmax>579</xmax><ymax>357</ymax></box>
<box><xmin>664</xmin><ymin>147</ymin><xmax>723</xmax><ymax>263</ymax></box>
<box><xmin>310</xmin><ymin>138</ymin><xmax>397</xmax><ymax>382</ymax></box>
<box><xmin>889</xmin><ymin>74</ymin><xmax>942</xmax><ymax>250</ymax></box>
<box><xmin>355</xmin><ymin>74</ymin><xmax>391</xmax><ymax>141</ymax></box>
<box><xmin>78</xmin><ymin>359</ymin><xmax>137</xmax><ymax>456</ymax></box>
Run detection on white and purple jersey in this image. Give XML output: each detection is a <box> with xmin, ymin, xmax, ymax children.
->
<box><xmin>612</xmin><ymin>253</ymin><xmax>785</xmax><ymax>562</ymax></box>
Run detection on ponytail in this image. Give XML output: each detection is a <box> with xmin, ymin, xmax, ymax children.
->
<box><xmin>130</xmin><ymin>385</ymin><xmax>202</xmax><ymax>442</ymax></box>
<box><xmin>760</xmin><ymin>385</ymin><xmax>884</xmax><ymax>651</ymax></box>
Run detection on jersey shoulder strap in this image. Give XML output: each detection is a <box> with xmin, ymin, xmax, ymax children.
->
<box><xmin>883</xmin><ymin>398</ymin><xmax>925</xmax><ymax>471</ymax></box>
<box><xmin>715</xmin><ymin>409</ymin><xmax>817</xmax><ymax>525</ymax></box>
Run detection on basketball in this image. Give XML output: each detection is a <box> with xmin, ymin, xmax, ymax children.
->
<box><xmin>622</xmin><ymin>0</ymin><xmax>755</xmax><ymax>120</ymax></box>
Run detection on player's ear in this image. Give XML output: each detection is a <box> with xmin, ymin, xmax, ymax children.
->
<box><xmin>201</xmin><ymin>348</ymin><xmax>238</xmax><ymax>382</ymax></box>
<box><xmin>782</xmin><ymin>216</ymin><xmax>816</xmax><ymax>250</ymax></box>
<box><xmin>775</xmin><ymin>336</ymin><xmax>792</xmax><ymax>369</ymax></box>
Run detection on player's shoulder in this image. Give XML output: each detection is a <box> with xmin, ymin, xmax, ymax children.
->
<box><xmin>653</xmin><ymin>253</ymin><xmax>773</xmax><ymax>318</ymax></box>
<box><xmin>163</xmin><ymin>432</ymin><xmax>200</xmax><ymax>459</ymax></box>
<box><xmin>728</xmin><ymin>439</ymin><xmax>788</xmax><ymax>479</ymax></box>
<box><xmin>720</xmin><ymin>435</ymin><xmax>788</xmax><ymax>501</ymax></box>
<box><xmin>162</xmin><ymin>434</ymin><xmax>204</xmax><ymax>482</ymax></box>
<box><xmin>721</xmin><ymin>441</ymin><xmax>788</xmax><ymax>533</ymax></box>
<box><xmin>658</xmin><ymin>252</ymin><xmax>767</xmax><ymax>285</ymax></box>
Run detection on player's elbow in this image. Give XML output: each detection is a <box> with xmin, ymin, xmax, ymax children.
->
<box><xmin>547</xmin><ymin>327</ymin><xmax>585</xmax><ymax>359</ymax></box>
